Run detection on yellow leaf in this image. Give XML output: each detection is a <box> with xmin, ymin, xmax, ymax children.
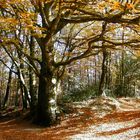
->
<box><xmin>113</xmin><ymin>2</ymin><xmax>121</xmax><ymax>10</ymax></box>
<box><xmin>126</xmin><ymin>3</ymin><xmax>133</xmax><ymax>10</ymax></box>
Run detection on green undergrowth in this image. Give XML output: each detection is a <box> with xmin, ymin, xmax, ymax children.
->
<box><xmin>62</xmin><ymin>85</ymin><xmax>99</xmax><ymax>102</ymax></box>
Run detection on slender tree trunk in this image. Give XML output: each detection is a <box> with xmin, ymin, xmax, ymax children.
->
<box><xmin>67</xmin><ymin>67</ymin><xmax>71</xmax><ymax>91</ymax></box>
<box><xmin>120</xmin><ymin>29</ymin><xmax>125</xmax><ymax>96</ymax></box>
<box><xmin>94</xmin><ymin>56</ymin><xmax>97</xmax><ymax>85</ymax></box>
<box><xmin>105</xmin><ymin>51</ymin><xmax>111</xmax><ymax>90</ymax></box>
<box><xmin>18</xmin><ymin>71</ymin><xmax>31</xmax><ymax>109</ymax></box>
<box><xmin>98</xmin><ymin>49</ymin><xmax>108</xmax><ymax>96</ymax></box>
<box><xmin>121</xmin><ymin>50</ymin><xmax>125</xmax><ymax>96</ymax></box>
<box><xmin>29</xmin><ymin>69</ymin><xmax>37</xmax><ymax>114</ymax></box>
<box><xmin>15</xmin><ymin>81</ymin><xmax>20</xmax><ymax>107</ymax></box>
<box><xmin>29</xmin><ymin>36</ymin><xmax>37</xmax><ymax>115</ymax></box>
<box><xmin>87</xmin><ymin>66</ymin><xmax>90</xmax><ymax>86</ymax></box>
<box><xmin>0</xmin><ymin>90</ymin><xmax>1</xmax><ymax>109</ymax></box>
<box><xmin>0</xmin><ymin>68</ymin><xmax>1</xmax><ymax>109</ymax></box>
<box><xmin>19</xmin><ymin>80</ymin><xmax>27</xmax><ymax>109</ymax></box>
<box><xmin>3</xmin><ymin>64</ymin><xmax>14</xmax><ymax>108</ymax></box>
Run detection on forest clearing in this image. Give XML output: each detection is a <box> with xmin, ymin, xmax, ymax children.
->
<box><xmin>0</xmin><ymin>97</ymin><xmax>140</xmax><ymax>140</ymax></box>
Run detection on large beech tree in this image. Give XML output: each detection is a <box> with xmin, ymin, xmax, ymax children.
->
<box><xmin>0</xmin><ymin>0</ymin><xmax>140</xmax><ymax>125</ymax></box>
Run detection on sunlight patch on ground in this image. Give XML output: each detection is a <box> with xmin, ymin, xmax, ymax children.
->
<box><xmin>68</xmin><ymin>97</ymin><xmax>140</xmax><ymax>140</ymax></box>
<box><xmin>69</xmin><ymin>119</ymin><xmax>140</xmax><ymax>140</ymax></box>
<box><xmin>0</xmin><ymin>97</ymin><xmax>140</xmax><ymax>140</ymax></box>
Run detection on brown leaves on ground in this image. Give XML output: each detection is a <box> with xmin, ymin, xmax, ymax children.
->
<box><xmin>0</xmin><ymin>97</ymin><xmax>140</xmax><ymax>140</ymax></box>
<box><xmin>96</xmin><ymin>111</ymin><xmax>140</xmax><ymax>136</ymax></box>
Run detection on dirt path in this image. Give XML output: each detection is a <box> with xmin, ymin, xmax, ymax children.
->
<box><xmin>0</xmin><ymin>97</ymin><xmax>140</xmax><ymax>140</ymax></box>
<box><xmin>68</xmin><ymin>110</ymin><xmax>140</xmax><ymax>140</ymax></box>
<box><xmin>68</xmin><ymin>97</ymin><xmax>140</xmax><ymax>140</ymax></box>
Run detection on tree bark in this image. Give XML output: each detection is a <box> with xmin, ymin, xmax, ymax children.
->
<box><xmin>3</xmin><ymin>64</ymin><xmax>14</xmax><ymax>108</ymax></box>
<box><xmin>98</xmin><ymin>49</ymin><xmax>108</xmax><ymax>96</ymax></box>
<box><xmin>35</xmin><ymin>42</ymin><xmax>60</xmax><ymax>126</ymax></box>
<box><xmin>29</xmin><ymin>36</ymin><xmax>37</xmax><ymax>115</ymax></box>
<box><xmin>18</xmin><ymin>71</ymin><xmax>31</xmax><ymax>109</ymax></box>
<box><xmin>36</xmin><ymin>68</ymin><xmax>59</xmax><ymax>126</ymax></box>
<box><xmin>15</xmin><ymin>81</ymin><xmax>19</xmax><ymax>107</ymax></box>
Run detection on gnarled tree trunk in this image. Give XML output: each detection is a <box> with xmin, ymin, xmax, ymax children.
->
<box><xmin>36</xmin><ymin>70</ymin><xmax>59</xmax><ymax>125</ymax></box>
<box><xmin>35</xmin><ymin>41</ymin><xmax>60</xmax><ymax>126</ymax></box>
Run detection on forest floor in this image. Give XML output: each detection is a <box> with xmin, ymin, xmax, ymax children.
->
<box><xmin>0</xmin><ymin>97</ymin><xmax>140</xmax><ymax>140</ymax></box>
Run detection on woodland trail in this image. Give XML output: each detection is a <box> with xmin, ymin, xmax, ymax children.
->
<box><xmin>69</xmin><ymin>110</ymin><xmax>140</xmax><ymax>140</ymax></box>
<box><xmin>0</xmin><ymin>97</ymin><xmax>140</xmax><ymax>140</ymax></box>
